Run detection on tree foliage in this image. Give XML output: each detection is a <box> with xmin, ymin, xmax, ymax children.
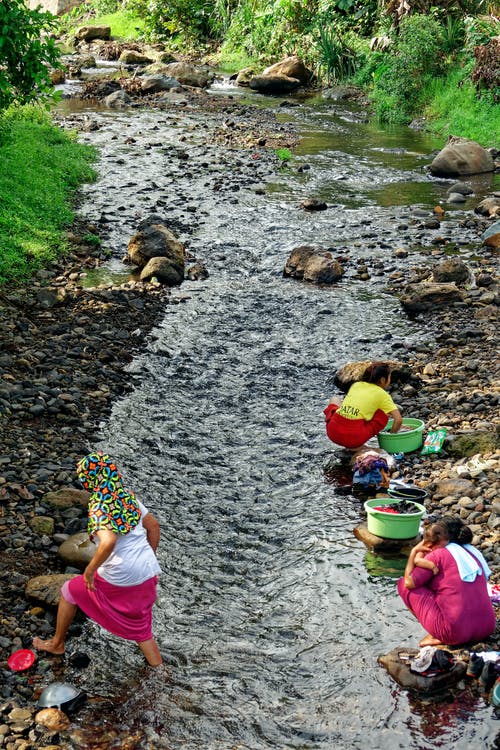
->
<box><xmin>0</xmin><ymin>0</ymin><xmax>61</xmax><ymax>110</ymax></box>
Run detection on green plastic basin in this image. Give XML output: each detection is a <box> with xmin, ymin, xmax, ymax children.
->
<box><xmin>364</xmin><ymin>498</ymin><xmax>426</xmax><ymax>539</ymax></box>
<box><xmin>377</xmin><ymin>417</ymin><xmax>425</xmax><ymax>453</ymax></box>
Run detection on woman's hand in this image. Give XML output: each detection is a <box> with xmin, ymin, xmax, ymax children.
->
<box><xmin>83</xmin><ymin>529</ymin><xmax>117</xmax><ymax>591</ymax></box>
<box><xmin>389</xmin><ymin>408</ymin><xmax>403</xmax><ymax>433</ymax></box>
<box><xmin>84</xmin><ymin>565</ymin><xmax>96</xmax><ymax>591</ymax></box>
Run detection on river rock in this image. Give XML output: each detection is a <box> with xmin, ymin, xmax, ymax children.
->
<box><xmin>74</xmin><ymin>26</ymin><xmax>111</xmax><ymax>42</ymax></box>
<box><xmin>399</xmin><ymin>282</ymin><xmax>464</xmax><ymax>313</ymax></box>
<box><xmin>333</xmin><ymin>360</ymin><xmax>413</xmax><ymax>391</ymax></box>
<box><xmin>300</xmin><ymin>198</ymin><xmax>327</xmax><ymax>211</ymax></box>
<box><xmin>140</xmin><ymin>75</ymin><xmax>182</xmax><ymax>94</ymax></box>
<box><xmin>30</xmin><ymin>516</ymin><xmax>55</xmax><ymax>536</ymax></box>
<box><xmin>322</xmin><ymin>86</ymin><xmax>363</xmax><ymax>101</ymax></box>
<box><xmin>105</xmin><ymin>90</ymin><xmax>132</xmax><ymax>108</ymax></box>
<box><xmin>431</xmin><ymin>478</ymin><xmax>475</xmax><ymax>499</ymax></box>
<box><xmin>475</xmin><ymin>197</ymin><xmax>500</xmax><ymax>218</ymax></box>
<box><xmin>41</xmin><ymin>488</ymin><xmax>90</xmax><ymax>510</ymax></box>
<box><xmin>28</xmin><ymin>0</ymin><xmax>80</xmax><ymax>14</ymax></box>
<box><xmin>446</xmin><ymin>182</ymin><xmax>474</xmax><ymax>197</ymax></box>
<box><xmin>139</xmin><ymin>256</ymin><xmax>185</xmax><ymax>286</ymax></box>
<box><xmin>58</xmin><ymin>532</ymin><xmax>97</xmax><ymax>568</ymax></box>
<box><xmin>144</xmin><ymin>62</ymin><xmax>214</xmax><ymax>88</ymax></box>
<box><xmin>378</xmin><ymin>647</ymin><xmax>467</xmax><ymax>693</ymax></box>
<box><xmin>128</xmin><ymin>224</ymin><xmax>185</xmax><ymax>271</ymax></box>
<box><xmin>431</xmin><ymin>258</ymin><xmax>473</xmax><ymax>286</ymax></box>
<box><xmin>429</xmin><ymin>137</ymin><xmax>495</xmax><ymax>177</ymax></box>
<box><xmin>25</xmin><ymin>574</ymin><xmax>77</xmax><ymax>608</ymax></box>
<box><xmin>35</xmin><ymin>708</ymin><xmax>71</xmax><ymax>731</ymax></box>
<box><xmin>354</xmin><ymin>523</ymin><xmax>419</xmax><ymax>551</ymax></box>
<box><xmin>261</xmin><ymin>56</ymin><xmax>313</xmax><ymax>85</ymax></box>
<box><xmin>481</xmin><ymin>220</ymin><xmax>500</xmax><ymax>248</ymax></box>
<box><xmin>234</xmin><ymin>67</ymin><xmax>258</xmax><ymax>86</ymax></box>
<box><xmin>283</xmin><ymin>245</ymin><xmax>343</xmax><ymax>284</ymax></box>
<box><xmin>119</xmin><ymin>49</ymin><xmax>154</xmax><ymax>65</ymax></box>
<box><xmin>249</xmin><ymin>75</ymin><xmax>302</xmax><ymax>95</ymax></box>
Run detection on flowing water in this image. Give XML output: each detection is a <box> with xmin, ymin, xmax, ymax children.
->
<box><xmin>56</xmin><ymin>78</ymin><xmax>500</xmax><ymax>749</ymax></box>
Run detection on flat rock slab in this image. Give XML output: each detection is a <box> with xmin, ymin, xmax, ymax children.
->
<box><xmin>354</xmin><ymin>522</ymin><xmax>419</xmax><ymax>552</ymax></box>
<box><xmin>379</xmin><ymin>647</ymin><xmax>467</xmax><ymax>693</ymax></box>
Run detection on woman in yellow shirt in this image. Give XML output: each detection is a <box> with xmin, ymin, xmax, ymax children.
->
<box><xmin>324</xmin><ymin>362</ymin><xmax>402</xmax><ymax>449</ymax></box>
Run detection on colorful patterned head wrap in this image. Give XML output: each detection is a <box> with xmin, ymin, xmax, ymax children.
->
<box><xmin>76</xmin><ymin>452</ymin><xmax>142</xmax><ymax>536</ymax></box>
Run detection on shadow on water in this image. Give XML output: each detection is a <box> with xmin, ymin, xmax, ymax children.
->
<box><xmin>54</xmin><ymin>80</ymin><xmax>499</xmax><ymax>749</ymax></box>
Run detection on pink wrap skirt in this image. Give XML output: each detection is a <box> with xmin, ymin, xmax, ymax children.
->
<box><xmin>62</xmin><ymin>572</ymin><xmax>158</xmax><ymax>642</ymax></box>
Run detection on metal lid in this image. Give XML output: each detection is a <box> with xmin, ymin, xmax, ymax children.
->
<box><xmin>38</xmin><ymin>682</ymin><xmax>82</xmax><ymax>708</ymax></box>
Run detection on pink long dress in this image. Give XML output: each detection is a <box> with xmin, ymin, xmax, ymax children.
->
<box><xmin>397</xmin><ymin>546</ymin><xmax>496</xmax><ymax>645</ymax></box>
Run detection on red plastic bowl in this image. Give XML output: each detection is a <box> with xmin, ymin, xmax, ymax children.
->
<box><xmin>7</xmin><ymin>649</ymin><xmax>36</xmax><ymax>671</ymax></box>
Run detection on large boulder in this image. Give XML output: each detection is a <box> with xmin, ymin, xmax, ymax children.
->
<box><xmin>431</xmin><ymin>258</ymin><xmax>473</xmax><ymax>286</ymax></box>
<box><xmin>399</xmin><ymin>282</ymin><xmax>464</xmax><ymax>314</ymax></box>
<box><xmin>139</xmin><ymin>256</ymin><xmax>184</xmax><ymax>286</ymax></box>
<box><xmin>28</xmin><ymin>0</ymin><xmax>79</xmax><ymax>15</ymax></box>
<box><xmin>234</xmin><ymin>67</ymin><xmax>258</xmax><ymax>87</ymax></box>
<box><xmin>74</xmin><ymin>25</ymin><xmax>111</xmax><ymax>42</ymax></box>
<box><xmin>118</xmin><ymin>49</ymin><xmax>154</xmax><ymax>65</ymax></box>
<box><xmin>144</xmin><ymin>61</ymin><xmax>215</xmax><ymax>88</ymax></box>
<box><xmin>59</xmin><ymin>532</ymin><xmax>97</xmax><ymax>569</ymax></box>
<box><xmin>261</xmin><ymin>55</ymin><xmax>313</xmax><ymax>85</ymax></box>
<box><xmin>334</xmin><ymin>360</ymin><xmax>414</xmax><ymax>391</ymax></box>
<box><xmin>140</xmin><ymin>75</ymin><xmax>182</xmax><ymax>94</ymax></box>
<box><xmin>249</xmin><ymin>75</ymin><xmax>301</xmax><ymax>95</ymax></box>
<box><xmin>283</xmin><ymin>245</ymin><xmax>343</xmax><ymax>284</ymax></box>
<box><xmin>429</xmin><ymin>137</ymin><xmax>495</xmax><ymax>177</ymax></box>
<box><xmin>41</xmin><ymin>488</ymin><xmax>90</xmax><ymax>510</ymax></box>
<box><xmin>378</xmin><ymin>647</ymin><xmax>467</xmax><ymax>693</ymax></box>
<box><xmin>128</xmin><ymin>223</ymin><xmax>185</xmax><ymax>269</ymax></box>
<box><xmin>26</xmin><ymin>574</ymin><xmax>77</xmax><ymax>608</ymax></box>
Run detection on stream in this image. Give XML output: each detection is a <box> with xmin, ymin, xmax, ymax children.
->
<box><xmin>55</xmin><ymin>77</ymin><xmax>499</xmax><ymax>749</ymax></box>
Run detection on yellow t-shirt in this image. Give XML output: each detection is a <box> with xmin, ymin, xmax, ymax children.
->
<box><xmin>337</xmin><ymin>381</ymin><xmax>396</xmax><ymax>421</ymax></box>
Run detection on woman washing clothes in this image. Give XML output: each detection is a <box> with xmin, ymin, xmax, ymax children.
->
<box><xmin>398</xmin><ymin>515</ymin><xmax>496</xmax><ymax>647</ymax></box>
<box><xmin>324</xmin><ymin>362</ymin><xmax>403</xmax><ymax>450</ymax></box>
<box><xmin>33</xmin><ymin>452</ymin><xmax>163</xmax><ymax>667</ymax></box>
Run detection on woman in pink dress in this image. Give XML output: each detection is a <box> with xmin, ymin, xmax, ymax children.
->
<box><xmin>398</xmin><ymin>515</ymin><xmax>496</xmax><ymax>647</ymax></box>
<box><xmin>33</xmin><ymin>452</ymin><xmax>163</xmax><ymax>666</ymax></box>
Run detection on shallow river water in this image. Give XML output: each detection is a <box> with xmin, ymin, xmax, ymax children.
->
<box><xmin>57</xmin><ymin>80</ymin><xmax>500</xmax><ymax>749</ymax></box>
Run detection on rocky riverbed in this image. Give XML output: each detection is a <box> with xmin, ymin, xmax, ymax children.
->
<box><xmin>0</xmin><ymin>76</ymin><xmax>499</xmax><ymax>746</ymax></box>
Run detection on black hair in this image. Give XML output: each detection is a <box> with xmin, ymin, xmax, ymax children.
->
<box><xmin>361</xmin><ymin>362</ymin><xmax>391</xmax><ymax>385</ymax></box>
<box><xmin>432</xmin><ymin>515</ymin><xmax>473</xmax><ymax>546</ymax></box>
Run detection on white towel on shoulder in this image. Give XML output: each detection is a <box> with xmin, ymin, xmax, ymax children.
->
<box><xmin>446</xmin><ymin>542</ymin><xmax>491</xmax><ymax>582</ymax></box>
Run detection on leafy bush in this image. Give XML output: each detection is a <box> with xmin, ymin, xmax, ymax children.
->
<box><xmin>371</xmin><ymin>14</ymin><xmax>444</xmax><ymax>123</ymax></box>
<box><xmin>314</xmin><ymin>23</ymin><xmax>361</xmax><ymax>83</ymax></box>
<box><xmin>471</xmin><ymin>37</ymin><xmax>500</xmax><ymax>101</ymax></box>
<box><xmin>0</xmin><ymin>0</ymin><xmax>61</xmax><ymax>110</ymax></box>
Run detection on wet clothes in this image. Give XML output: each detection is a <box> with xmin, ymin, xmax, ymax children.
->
<box><xmin>397</xmin><ymin>545</ymin><xmax>496</xmax><ymax>646</ymax></box>
<box><xmin>63</xmin><ymin>574</ymin><xmax>158</xmax><ymax>642</ymax></box>
<box><xmin>324</xmin><ymin>381</ymin><xmax>397</xmax><ymax>450</ymax></box>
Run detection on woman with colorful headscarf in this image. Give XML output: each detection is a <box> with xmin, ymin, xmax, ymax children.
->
<box><xmin>33</xmin><ymin>452</ymin><xmax>162</xmax><ymax>666</ymax></box>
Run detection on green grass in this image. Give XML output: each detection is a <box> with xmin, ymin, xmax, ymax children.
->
<box><xmin>0</xmin><ymin>106</ymin><xmax>97</xmax><ymax>285</ymax></box>
<box><xmin>89</xmin><ymin>10</ymin><xmax>146</xmax><ymax>40</ymax></box>
<box><xmin>422</xmin><ymin>66</ymin><xmax>499</xmax><ymax>146</ymax></box>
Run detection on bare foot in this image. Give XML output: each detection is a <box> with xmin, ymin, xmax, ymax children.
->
<box><xmin>419</xmin><ymin>634</ymin><xmax>443</xmax><ymax>647</ymax></box>
<box><xmin>32</xmin><ymin>637</ymin><xmax>64</xmax><ymax>655</ymax></box>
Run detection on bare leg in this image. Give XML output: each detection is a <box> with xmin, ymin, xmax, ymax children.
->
<box><xmin>33</xmin><ymin>595</ymin><xmax>77</xmax><ymax>655</ymax></box>
<box><xmin>137</xmin><ymin>638</ymin><xmax>163</xmax><ymax>667</ymax></box>
<box><xmin>419</xmin><ymin>634</ymin><xmax>444</xmax><ymax>647</ymax></box>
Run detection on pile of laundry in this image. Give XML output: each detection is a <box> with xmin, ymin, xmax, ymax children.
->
<box><xmin>352</xmin><ymin>450</ymin><xmax>394</xmax><ymax>491</ymax></box>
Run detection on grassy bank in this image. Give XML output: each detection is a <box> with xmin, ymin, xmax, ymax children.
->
<box><xmin>422</xmin><ymin>68</ymin><xmax>499</xmax><ymax>146</ymax></box>
<box><xmin>0</xmin><ymin>107</ymin><xmax>97</xmax><ymax>285</ymax></box>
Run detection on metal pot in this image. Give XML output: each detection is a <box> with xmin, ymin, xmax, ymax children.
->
<box><xmin>38</xmin><ymin>682</ymin><xmax>87</xmax><ymax>714</ymax></box>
